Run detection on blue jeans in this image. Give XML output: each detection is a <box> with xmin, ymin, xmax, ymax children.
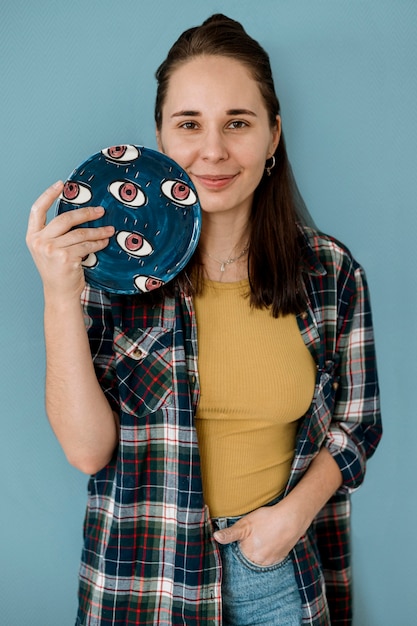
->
<box><xmin>213</xmin><ymin>512</ymin><xmax>302</xmax><ymax>626</ymax></box>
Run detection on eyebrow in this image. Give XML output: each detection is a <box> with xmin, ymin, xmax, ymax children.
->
<box><xmin>171</xmin><ymin>109</ymin><xmax>258</xmax><ymax>118</ymax></box>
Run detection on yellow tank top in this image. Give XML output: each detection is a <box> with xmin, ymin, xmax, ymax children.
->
<box><xmin>194</xmin><ymin>278</ymin><xmax>316</xmax><ymax>517</ymax></box>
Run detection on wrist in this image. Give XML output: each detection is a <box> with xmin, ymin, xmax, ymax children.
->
<box><xmin>271</xmin><ymin>496</ymin><xmax>312</xmax><ymax>539</ymax></box>
<box><xmin>43</xmin><ymin>288</ymin><xmax>83</xmax><ymax>311</ymax></box>
<box><xmin>43</xmin><ymin>291</ymin><xmax>86</xmax><ymax>334</ymax></box>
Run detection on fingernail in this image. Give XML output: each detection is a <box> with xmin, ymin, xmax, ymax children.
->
<box><xmin>94</xmin><ymin>206</ymin><xmax>105</xmax><ymax>213</ymax></box>
<box><xmin>53</xmin><ymin>180</ymin><xmax>63</xmax><ymax>189</ymax></box>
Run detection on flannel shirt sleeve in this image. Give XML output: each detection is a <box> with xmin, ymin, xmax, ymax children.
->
<box><xmin>81</xmin><ymin>284</ymin><xmax>120</xmax><ymax>414</ymax></box>
<box><xmin>325</xmin><ymin>262</ymin><xmax>382</xmax><ymax>490</ymax></box>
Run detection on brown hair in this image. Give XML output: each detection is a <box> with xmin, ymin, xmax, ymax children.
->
<box><xmin>155</xmin><ymin>14</ymin><xmax>309</xmax><ymax>316</ymax></box>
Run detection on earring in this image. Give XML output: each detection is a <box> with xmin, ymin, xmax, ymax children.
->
<box><xmin>265</xmin><ymin>155</ymin><xmax>276</xmax><ymax>176</ymax></box>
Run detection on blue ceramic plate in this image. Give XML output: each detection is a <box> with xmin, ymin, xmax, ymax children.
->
<box><xmin>56</xmin><ymin>145</ymin><xmax>201</xmax><ymax>294</ymax></box>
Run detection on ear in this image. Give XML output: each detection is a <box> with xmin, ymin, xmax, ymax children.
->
<box><xmin>269</xmin><ymin>115</ymin><xmax>281</xmax><ymax>157</ymax></box>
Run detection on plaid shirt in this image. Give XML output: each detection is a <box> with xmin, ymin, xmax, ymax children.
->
<box><xmin>77</xmin><ymin>226</ymin><xmax>381</xmax><ymax>626</ymax></box>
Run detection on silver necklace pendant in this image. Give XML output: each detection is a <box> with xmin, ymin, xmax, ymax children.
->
<box><xmin>203</xmin><ymin>243</ymin><xmax>249</xmax><ymax>272</ymax></box>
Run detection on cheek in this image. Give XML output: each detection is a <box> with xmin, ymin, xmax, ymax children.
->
<box><xmin>244</xmin><ymin>149</ymin><xmax>268</xmax><ymax>176</ymax></box>
<box><xmin>163</xmin><ymin>142</ymin><xmax>193</xmax><ymax>170</ymax></box>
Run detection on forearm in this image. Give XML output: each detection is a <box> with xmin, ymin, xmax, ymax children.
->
<box><xmin>281</xmin><ymin>447</ymin><xmax>343</xmax><ymax>535</ymax></box>
<box><xmin>44</xmin><ymin>293</ymin><xmax>118</xmax><ymax>474</ymax></box>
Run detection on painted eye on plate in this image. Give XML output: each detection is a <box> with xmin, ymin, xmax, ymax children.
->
<box><xmin>134</xmin><ymin>275</ymin><xmax>164</xmax><ymax>292</ymax></box>
<box><xmin>108</xmin><ymin>180</ymin><xmax>147</xmax><ymax>207</ymax></box>
<box><xmin>161</xmin><ymin>180</ymin><xmax>197</xmax><ymax>206</ymax></box>
<box><xmin>81</xmin><ymin>253</ymin><xmax>98</xmax><ymax>268</ymax></box>
<box><xmin>116</xmin><ymin>231</ymin><xmax>153</xmax><ymax>257</ymax></box>
<box><xmin>61</xmin><ymin>181</ymin><xmax>92</xmax><ymax>205</ymax></box>
<box><xmin>101</xmin><ymin>145</ymin><xmax>140</xmax><ymax>162</ymax></box>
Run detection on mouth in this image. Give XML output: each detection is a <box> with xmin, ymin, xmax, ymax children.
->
<box><xmin>191</xmin><ymin>173</ymin><xmax>238</xmax><ymax>190</ymax></box>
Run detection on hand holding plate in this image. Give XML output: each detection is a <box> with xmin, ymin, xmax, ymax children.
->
<box><xmin>27</xmin><ymin>181</ymin><xmax>114</xmax><ymax>300</ymax></box>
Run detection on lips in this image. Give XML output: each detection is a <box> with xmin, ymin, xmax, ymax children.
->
<box><xmin>192</xmin><ymin>173</ymin><xmax>238</xmax><ymax>190</ymax></box>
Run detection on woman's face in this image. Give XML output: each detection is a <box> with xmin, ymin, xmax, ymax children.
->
<box><xmin>156</xmin><ymin>55</ymin><xmax>280</xmax><ymax>220</ymax></box>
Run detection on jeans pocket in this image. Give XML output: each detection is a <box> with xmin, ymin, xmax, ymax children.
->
<box><xmin>220</xmin><ymin>542</ymin><xmax>302</xmax><ymax>625</ymax></box>
<box><xmin>232</xmin><ymin>542</ymin><xmax>291</xmax><ymax>572</ymax></box>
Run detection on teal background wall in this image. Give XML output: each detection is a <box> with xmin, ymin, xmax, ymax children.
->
<box><xmin>1</xmin><ymin>1</ymin><xmax>415</xmax><ymax>624</ymax></box>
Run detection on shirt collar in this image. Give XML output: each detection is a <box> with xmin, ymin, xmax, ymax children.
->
<box><xmin>298</xmin><ymin>226</ymin><xmax>327</xmax><ymax>276</ymax></box>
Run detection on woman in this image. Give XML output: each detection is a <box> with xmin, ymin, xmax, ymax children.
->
<box><xmin>26</xmin><ymin>14</ymin><xmax>382</xmax><ymax>626</ymax></box>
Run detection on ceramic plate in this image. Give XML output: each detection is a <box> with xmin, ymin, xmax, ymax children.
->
<box><xmin>56</xmin><ymin>145</ymin><xmax>201</xmax><ymax>294</ymax></box>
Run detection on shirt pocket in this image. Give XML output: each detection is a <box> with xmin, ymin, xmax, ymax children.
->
<box><xmin>113</xmin><ymin>326</ymin><xmax>173</xmax><ymax>418</ymax></box>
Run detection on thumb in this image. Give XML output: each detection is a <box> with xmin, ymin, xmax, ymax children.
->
<box><xmin>213</xmin><ymin>522</ymin><xmax>243</xmax><ymax>545</ymax></box>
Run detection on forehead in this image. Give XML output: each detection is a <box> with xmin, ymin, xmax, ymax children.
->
<box><xmin>164</xmin><ymin>55</ymin><xmax>265</xmax><ymax>109</ymax></box>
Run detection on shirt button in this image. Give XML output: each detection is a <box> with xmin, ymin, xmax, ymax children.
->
<box><xmin>300</xmin><ymin>311</ymin><xmax>308</xmax><ymax>320</ymax></box>
<box><xmin>332</xmin><ymin>382</ymin><xmax>339</xmax><ymax>391</ymax></box>
<box><xmin>131</xmin><ymin>347</ymin><xmax>144</xmax><ymax>359</ymax></box>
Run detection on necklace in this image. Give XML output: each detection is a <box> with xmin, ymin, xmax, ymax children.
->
<box><xmin>202</xmin><ymin>243</ymin><xmax>249</xmax><ymax>272</ymax></box>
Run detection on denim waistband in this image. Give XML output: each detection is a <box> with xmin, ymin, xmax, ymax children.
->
<box><xmin>212</xmin><ymin>491</ymin><xmax>284</xmax><ymax>530</ymax></box>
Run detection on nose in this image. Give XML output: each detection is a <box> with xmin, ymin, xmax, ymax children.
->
<box><xmin>201</xmin><ymin>128</ymin><xmax>228</xmax><ymax>162</ymax></box>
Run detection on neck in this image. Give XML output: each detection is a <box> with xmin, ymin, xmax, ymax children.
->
<box><xmin>198</xmin><ymin>209</ymin><xmax>251</xmax><ymax>282</ymax></box>
<box><xmin>199</xmin><ymin>231</ymin><xmax>250</xmax><ymax>283</ymax></box>
<box><xmin>199</xmin><ymin>211</ymin><xmax>250</xmax><ymax>258</ymax></box>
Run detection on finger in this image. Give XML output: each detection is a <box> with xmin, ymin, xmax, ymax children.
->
<box><xmin>62</xmin><ymin>236</ymin><xmax>112</xmax><ymax>262</ymax></box>
<box><xmin>54</xmin><ymin>224</ymin><xmax>115</xmax><ymax>250</ymax></box>
<box><xmin>27</xmin><ymin>181</ymin><xmax>64</xmax><ymax>234</ymax></box>
<box><xmin>46</xmin><ymin>205</ymin><xmax>108</xmax><ymax>238</ymax></box>
<box><xmin>213</xmin><ymin>524</ymin><xmax>242</xmax><ymax>545</ymax></box>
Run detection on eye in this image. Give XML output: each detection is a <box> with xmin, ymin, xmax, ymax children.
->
<box><xmin>61</xmin><ymin>181</ymin><xmax>92</xmax><ymax>205</ymax></box>
<box><xmin>134</xmin><ymin>275</ymin><xmax>164</xmax><ymax>292</ymax></box>
<box><xmin>109</xmin><ymin>181</ymin><xmax>146</xmax><ymax>207</ymax></box>
<box><xmin>116</xmin><ymin>231</ymin><xmax>153</xmax><ymax>257</ymax></box>
<box><xmin>81</xmin><ymin>253</ymin><xmax>98</xmax><ymax>268</ymax></box>
<box><xmin>161</xmin><ymin>180</ymin><xmax>197</xmax><ymax>206</ymax></box>
<box><xmin>179</xmin><ymin>121</ymin><xmax>198</xmax><ymax>130</ymax></box>
<box><xmin>228</xmin><ymin>120</ymin><xmax>248</xmax><ymax>129</ymax></box>
<box><xmin>102</xmin><ymin>145</ymin><xmax>140</xmax><ymax>162</ymax></box>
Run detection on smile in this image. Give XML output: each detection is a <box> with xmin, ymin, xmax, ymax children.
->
<box><xmin>192</xmin><ymin>173</ymin><xmax>238</xmax><ymax>190</ymax></box>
